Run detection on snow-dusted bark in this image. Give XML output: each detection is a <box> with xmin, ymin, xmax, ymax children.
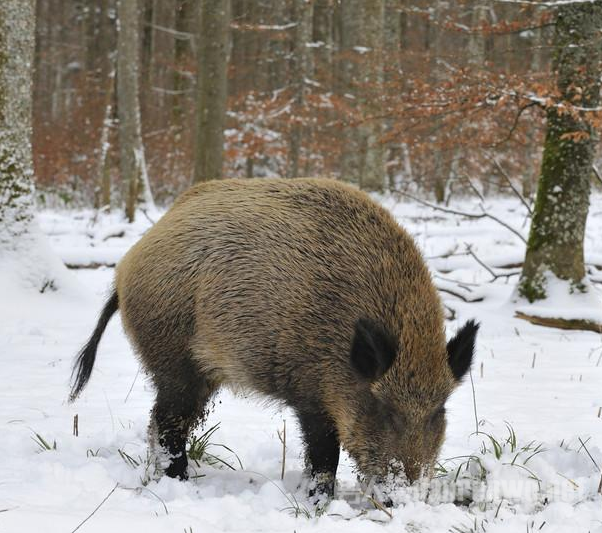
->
<box><xmin>0</xmin><ymin>0</ymin><xmax>75</xmax><ymax>294</ymax></box>
<box><xmin>519</xmin><ymin>2</ymin><xmax>602</xmax><ymax>302</ymax></box>
<box><xmin>117</xmin><ymin>0</ymin><xmax>154</xmax><ymax>223</ymax></box>
<box><xmin>0</xmin><ymin>0</ymin><xmax>35</xmax><ymax>247</ymax></box>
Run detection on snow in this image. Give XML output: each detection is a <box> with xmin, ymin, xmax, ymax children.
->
<box><xmin>1</xmin><ymin>193</ymin><xmax>602</xmax><ymax>532</ymax></box>
<box><xmin>515</xmin><ymin>273</ymin><xmax>602</xmax><ymax>323</ymax></box>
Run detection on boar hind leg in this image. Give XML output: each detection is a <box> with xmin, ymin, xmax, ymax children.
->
<box><xmin>297</xmin><ymin>408</ymin><xmax>340</xmax><ymax>500</ymax></box>
<box><xmin>149</xmin><ymin>357</ymin><xmax>215</xmax><ymax>480</ymax></box>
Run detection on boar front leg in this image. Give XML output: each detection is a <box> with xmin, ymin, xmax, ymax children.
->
<box><xmin>297</xmin><ymin>406</ymin><xmax>340</xmax><ymax>501</ymax></box>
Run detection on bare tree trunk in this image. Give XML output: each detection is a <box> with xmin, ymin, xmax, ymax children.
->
<box><xmin>338</xmin><ymin>0</ymin><xmax>362</xmax><ymax>185</ymax></box>
<box><xmin>288</xmin><ymin>0</ymin><xmax>313</xmax><ymax>178</ymax></box>
<box><xmin>468</xmin><ymin>2</ymin><xmax>489</xmax><ymax>67</ymax></box>
<box><xmin>313</xmin><ymin>0</ymin><xmax>333</xmax><ymax>78</ymax></box>
<box><xmin>431</xmin><ymin>0</ymin><xmax>450</xmax><ymax>203</ymax></box>
<box><xmin>174</xmin><ymin>0</ymin><xmax>195</xmax><ymax>124</ymax></box>
<box><xmin>117</xmin><ymin>0</ymin><xmax>154</xmax><ymax>222</ymax></box>
<box><xmin>193</xmin><ymin>0</ymin><xmax>230</xmax><ymax>183</ymax></box>
<box><xmin>523</xmin><ymin>4</ymin><xmax>547</xmax><ymax>199</ymax></box>
<box><xmin>0</xmin><ymin>0</ymin><xmax>36</xmax><ymax>246</ymax></box>
<box><xmin>358</xmin><ymin>0</ymin><xmax>385</xmax><ymax>192</ymax></box>
<box><xmin>518</xmin><ymin>2</ymin><xmax>602</xmax><ymax>302</ymax></box>
<box><xmin>150</xmin><ymin>0</ymin><xmax>176</xmax><ymax>123</ymax></box>
<box><xmin>96</xmin><ymin>69</ymin><xmax>116</xmax><ymax>210</ymax></box>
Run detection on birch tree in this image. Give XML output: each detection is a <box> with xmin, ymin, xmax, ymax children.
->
<box><xmin>194</xmin><ymin>0</ymin><xmax>230</xmax><ymax>183</ymax></box>
<box><xmin>518</xmin><ymin>2</ymin><xmax>602</xmax><ymax>306</ymax></box>
<box><xmin>117</xmin><ymin>0</ymin><xmax>154</xmax><ymax>222</ymax></box>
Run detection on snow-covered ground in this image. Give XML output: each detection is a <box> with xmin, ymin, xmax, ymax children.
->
<box><xmin>1</xmin><ymin>194</ymin><xmax>602</xmax><ymax>532</ymax></box>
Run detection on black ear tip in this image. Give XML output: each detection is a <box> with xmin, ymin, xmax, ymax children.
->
<box><xmin>447</xmin><ymin>319</ymin><xmax>479</xmax><ymax>381</ymax></box>
<box><xmin>463</xmin><ymin>319</ymin><xmax>480</xmax><ymax>333</ymax></box>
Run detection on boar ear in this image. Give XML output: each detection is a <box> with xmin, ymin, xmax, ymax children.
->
<box><xmin>447</xmin><ymin>320</ymin><xmax>479</xmax><ymax>381</ymax></box>
<box><xmin>350</xmin><ymin>318</ymin><xmax>398</xmax><ymax>381</ymax></box>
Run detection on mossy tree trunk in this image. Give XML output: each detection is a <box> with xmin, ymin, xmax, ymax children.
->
<box><xmin>0</xmin><ymin>0</ymin><xmax>36</xmax><ymax>248</ymax></box>
<box><xmin>518</xmin><ymin>2</ymin><xmax>602</xmax><ymax>302</ymax></box>
<box><xmin>193</xmin><ymin>0</ymin><xmax>230</xmax><ymax>183</ymax></box>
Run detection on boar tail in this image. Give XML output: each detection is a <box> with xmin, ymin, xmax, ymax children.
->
<box><xmin>69</xmin><ymin>289</ymin><xmax>119</xmax><ymax>402</ymax></box>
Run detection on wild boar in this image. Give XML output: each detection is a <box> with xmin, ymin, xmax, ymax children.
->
<box><xmin>70</xmin><ymin>178</ymin><xmax>478</xmax><ymax>501</ymax></box>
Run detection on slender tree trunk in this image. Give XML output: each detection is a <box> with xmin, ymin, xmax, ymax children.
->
<box><xmin>150</xmin><ymin>0</ymin><xmax>176</xmax><ymax>123</ymax></box>
<box><xmin>523</xmin><ymin>4</ymin><xmax>547</xmax><ymax>199</ymax></box>
<box><xmin>338</xmin><ymin>0</ymin><xmax>362</xmax><ymax>185</ymax></box>
<box><xmin>518</xmin><ymin>2</ymin><xmax>602</xmax><ymax>302</ymax></box>
<box><xmin>117</xmin><ymin>0</ymin><xmax>154</xmax><ymax>222</ymax></box>
<box><xmin>96</xmin><ymin>69</ymin><xmax>116</xmax><ymax>210</ymax></box>
<box><xmin>339</xmin><ymin>0</ymin><xmax>386</xmax><ymax>190</ymax></box>
<box><xmin>431</xmin><ymin>0</ymin><xmax>450</xmax><ymax>203</ymax></box>
<box><xmin>313</xmin><ymin>0</ymin><xmax>333</xmax><ymax>78</ymax></box>
<box><xmin>193</xmin><ymin>0</ymin><xmax>230</xmax><ymax>183</ymax></box>
<box><xmin>288</xmin><ymin>0</ymin><xmax>313</xmax><ymax>178</ymax></box>
<box><xmin>358</xmin><ymin>0</ymin><xmax>385</xmax><ymax>192</ymax></box>
<box><xmin>0</xmin><ymin>0</ymin><xmax>36</xmax><ymax>247</ymax></box>
<box><xmin>468</xmin><ymin>2</ymin><xmax>489</xmax><ymax>67</ymax></box>
<box><xmin>174</xmin><ymin>0</ymin><xmax>195</xmax><ymax>124</ymax></box>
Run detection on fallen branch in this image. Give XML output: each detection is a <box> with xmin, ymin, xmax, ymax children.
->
<box><xmin>444</xmin><ymin>303</ymin><xmax>457</xmax><ymax>321</ymax></box>
<box><xmin>515</xmin><ymin>312</ymin><xmax>602</xmax><ymax>334</ymax></box>
<box><xmin>102</xmin><ymin>231</ymin><xmax>125</xmax><ymax>241</ymax></box>
<box><xmin>65</xmin><ymin>262</ymin><xmax>117</xmax><ymax>270</ymax></box>
<box><xmin>434</xmin><ymin>276</ymin><xmax>484</xmax><ymax>303</ymax></box>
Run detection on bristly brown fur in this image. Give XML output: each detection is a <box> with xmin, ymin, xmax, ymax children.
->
<box><xmin>73</xmin><ymin>177</ymin><xmax>477</xmax><ymax>497</ymax></box>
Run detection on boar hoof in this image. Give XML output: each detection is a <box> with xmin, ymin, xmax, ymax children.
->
<box><xmin>308</xmin><ymin>473</ymin><xmax>335</xmax><ymax>503</ymax></box>
<box><xmin>164</xmin><ymin>454</ymin><xmax>189</xmax><ymax>481</ymax></box>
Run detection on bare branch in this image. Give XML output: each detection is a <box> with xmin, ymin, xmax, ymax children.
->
<box><xmin>493</xmin><ymin>101</ymin><xmax>541</xmax><ymax>147</ymax></box>
<box><xmin>490</xmin><ymin>156</ymin><xmax>533</xmax><ymax>214</ymax></box>
<box><xmin>461</xmin><ymin>174</ymin><xmax>486</xmax><ymax>203</ymax></box>
<box><xmin>395</xmin><ymin>191</ymin><xmax>527</xmax><ymax>244</ymax></box>
<box><xmin>476</xmin><ymin>203</ymin><xmax>528</xmax><ymax>244</ymax></box>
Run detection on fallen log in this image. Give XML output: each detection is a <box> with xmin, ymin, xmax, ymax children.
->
<box><xmin>515</xmin><ymin>311</ymin><xmax>602</xmax><ymax>334</ymax></box>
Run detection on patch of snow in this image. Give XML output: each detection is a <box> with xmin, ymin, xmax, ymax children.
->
<box><xmin>515</xmin><ymin>273</ymin><xmax>602</xmax><ymax>323</ymax></box>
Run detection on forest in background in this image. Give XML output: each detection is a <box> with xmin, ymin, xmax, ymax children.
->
<box><xmin>33</xmin><ymin>0</ymin><xmax>573</xmax><ymax>208</ymax></box>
